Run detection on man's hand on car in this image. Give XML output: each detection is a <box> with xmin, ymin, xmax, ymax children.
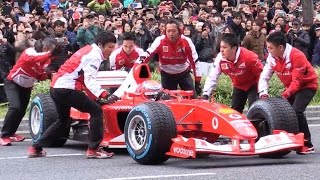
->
<box><xmin>195</xmin><ymin>81</ymin><xmax>202</xmax><ymax>96</ymax></box>
<box><xmin>202</xmin><ymin>94</ymin><xmax>209</xmax><ymax>100</ymax></box>
<box><xmin>259</xmin><ymin>94</ymin><xmax>269</xmax><ymax>99</ymax></box>
<box><xmin>98</xmin><ymin>94</ymin><xmax>119</xmax><ymax>105</ymax></box>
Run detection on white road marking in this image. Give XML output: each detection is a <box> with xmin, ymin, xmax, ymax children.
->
<box><xmin>0</xmin><ymin>153</ymin><xmax>83</xmax><ymax>160</ymax></box>
<box><xmin>309</xmin><ymin>124</ymin><xmax>320</xmax><ymax>127</ymax></box>
<box><xmin>99</xmin><ymin>172</ymin><xmax>217</xmax><ymax>180</ymax></box>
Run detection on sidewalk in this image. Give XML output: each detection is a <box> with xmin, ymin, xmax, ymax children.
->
<box><xmin>0</xmin><ymin>106</ymin><xmax>319</xmax><ymax>139</ymax></box>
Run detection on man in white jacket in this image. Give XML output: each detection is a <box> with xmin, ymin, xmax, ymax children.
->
<box><xmin>28</xmin><ymin>31</ymin><xmax>119</xmax><ymax>159</ymax></box>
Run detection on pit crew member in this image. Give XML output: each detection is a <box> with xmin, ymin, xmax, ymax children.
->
<box><xmin>0</xmin><ymin>38</ymin><xmax>58</xmax><ymax>146</ymax></box>
<box><xmin>109</xmin><ymin>32</ymin><xmax>145</xmax><ymax>71</ymax></box>
<box><xmin>202</xmin><ymin>33</ymin><xmax>263</xmax><ymax>113</ymax></box>
<box><xmin>143</xmin><ymin>19</ymin><xmax>202</xmax><ymax>96</ymax></box>
<box><xmin>28</xmin><ymin>31</ymin><xmax>119</xmax><ymax>159</ymax></box>
<box><xmin>259</xmin><ymin>31</ymin><xmax>318</xmax><ymax>155</ymax></box>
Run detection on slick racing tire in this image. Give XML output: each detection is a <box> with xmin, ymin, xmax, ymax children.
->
<box><xmin>125</xmin><ymin>102</ymin><xmax>177</xmax><ymax>165</ymax></box>
<box><xmin>247</xmin><ymin>97</ymin><xmax>299</xmax><ymax>158</ymax></box>
<box><xmin>29</xmin><ymin>94</ymin><xmax>68</xmax><ymax>147</ymax></box>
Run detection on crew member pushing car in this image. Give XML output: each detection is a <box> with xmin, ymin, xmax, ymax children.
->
<box><xmin>28</xmin><ymin>31</ymin><xmax>119</xmax><ymax>159</ymax></box>
<box><xmin>0</xmin><ymin>38</ymin><xmax>58</xmax><ymax>146</ymax></box>
<box><xmin>143</xmin><ymin>19</ymin><xmax>202</xmax><ymax>97</ymax></box>
<box><xmin>202</xmin><ymin>33</ymin><xmax>264</xmax><ymax>113</ymax></box>
<box><xmin>109</xmin><ymin>32</ymin><xmax>145</xmax><ymax>71</ymax></box>
<box><xmin>259</xmin><ymin>31</ymin><xmax>318</xmax><ymax>155</ymax></box>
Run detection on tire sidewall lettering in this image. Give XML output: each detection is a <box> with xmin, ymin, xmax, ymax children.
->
<box><xmin>126</xmin><ymin>106</ymin><xmax>153</xmax><ymax>160</ymax></box>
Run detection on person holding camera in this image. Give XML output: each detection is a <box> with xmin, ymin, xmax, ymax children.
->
<box><xmin>0</xmin><ymin>38</ymin><xmax>59</xmax><ymax>146</ymax></box>
<box><xmin>132</xmin><ymin>19</ymin><xmax>152</xmax><ymax>50</ymax></box>
<box><xmin>286</xmin><ymin>18</ymin><xmax>310</xmax><ymax>60</ymax></box>
<box><xmin>28</xmin><ymin>31</ymin><xmax>118</xmax><ymax>159</ymax></box>
<box><xmin>46</xmin><ymin>20</ymin><xmax>75</xmax><ymax>73</ymax></box>
<box><xmin>77</xmin><ymin>12</ymin><xmax>104</xmax><ymax>48</ymax></box>
<box><xmin>0</xmin><ymin>29</ymin><xmax>15</xmax><ymax>103</ymax></box>
<box><xmin>259</xmin><ymin>31</ymin><xmax>318</xmax><ymax>155</ymax></box>
<box><xmin>202</xmin><ymin>33</ymin><xmax>263</xmax><ymax>114</ymax></box>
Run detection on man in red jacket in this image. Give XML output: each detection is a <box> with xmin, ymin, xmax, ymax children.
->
<box><xmin>0</xmin><ymin>38</ymin><xmax>58</xmax><ymax>146</ymax></box>
<box><xmin>143</xmin><ymin>19</ymin><xmax>202</xmax><ymax>96</ymax></box>
<box><xmin>109</xmin><ymin>32</ymin><xmax>144</xmax><ymax>71</ymax></box>
<box><xmin>28</xmin><ymin>31</ymin><xmax>118</xmax><ymax>159</ymax></box>
<box><xmin>202</xmin><ymin>33</ymin><xmax>263</xmax><ymax>113</ymax></box>
<box><xmin>259</xmin><ymin>31</ymin><xmax>318</xmax><ymax>155</ymax></box>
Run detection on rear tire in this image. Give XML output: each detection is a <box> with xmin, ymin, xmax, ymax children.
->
<box><xmin>29</xmin><ymin>94</ymin><xmax>68</xmax><ymax>147</ymax></box>
<box><xmin>125</xmin><ymin>102</ymin><xmax>177</xmax><ymax>165</ymax></box>
<box><xmin>247</xmin><ymin>97</ymin><xmax>299</xmax><ymax>158</ymax></box>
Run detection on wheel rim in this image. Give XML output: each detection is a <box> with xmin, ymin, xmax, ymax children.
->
<box><xmin>30</xmin><ymin>106</ymin><xmax>41</xmax><ymax>135</ymax></box>
<box><xmin>127</xmin><ymin>115</ymin><xmax>147</xmax><ymax>151</ymax></box>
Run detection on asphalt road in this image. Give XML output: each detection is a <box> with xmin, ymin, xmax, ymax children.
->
<box><xmin>1</xmin><ymin>125</ymin><xmax>320</xmax><ymax>180</ymax></box>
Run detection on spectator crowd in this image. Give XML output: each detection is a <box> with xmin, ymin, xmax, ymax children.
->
<box><xmin>0</xmin><ymin>0</ymin><xmax>319</xmax><ymax>156</ymax></box>
<box><xmin>1</xmin><ymin>0</ymin><xmax>320</xmax><ymax>102</ymax></box>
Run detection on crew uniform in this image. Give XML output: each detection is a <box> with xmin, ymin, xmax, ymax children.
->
<box><xmin>32</xmin><ymin>44</ymin><xmax>109</xmax><ymax>150</ymax></box>
<box><xmin>259</xmin><ymin>43</ymin><xmax>318</xmax><ymax>148</ymax></box>
<box><xmin>1</xmin><ymin>48</ymin><xmax>52</xmax><ymax>141</ymax></box>
<box><xmin>109</xmin><ymin>45</ymin><xmax>145</xmax><ymax>70</ymax></box>
<box><xmin>144</xmin><ymin>34</ymin><xmax>201</xmax><ymax>91</ymax></box>
<box><xmin>203</xmin><ymin>47</ymin><xmax>263</xmax><ymax>113</ymax></box>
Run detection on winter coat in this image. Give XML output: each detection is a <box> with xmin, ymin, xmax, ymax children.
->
<box><xmin>77</xmin><ymin>25</ymin><xmax>104</xmax><ymax>48</ymax></box>
<box><xmin>286</xmin><ymin>30</ymin><xmax>310</xmax><ymax>59</ymax></box>
<box><xmin>87</xmin><ymin>0</ymin><xmax>112</xmax><ymax>15</ymax></box>
<box><xmin>242</xmin><ymin>31</ymin><xmax>266</xmax><ymax>61</ymax></box>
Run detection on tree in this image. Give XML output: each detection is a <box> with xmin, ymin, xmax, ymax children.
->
<box><xmin>301</xmin><ymin>0</ymin><xmax>314</xmax><ymax>25</ymax></box>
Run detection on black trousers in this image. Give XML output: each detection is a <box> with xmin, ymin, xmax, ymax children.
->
<box><xmin>33</xmin><ymin>88</ymin><xmax>104</xmax><ymax>149</ymax></box>
<box><xmin>231</xmin><ymin>84</ymin><xmax>258</xmax><ymax>114</ymax></box>
<box><xmin>1</xmin><ymin>80</ymin><xmax>31</xmax><ymax>138</ymax></box>
<box><xmin>287</xmin><ymin>88</ymin><xmax>316</xmax><ymax>147</ymax></box>
<box><xmin>160</xmin><ymin>70</ymin><xmax>195</xmax><ymax>91</ymax></box>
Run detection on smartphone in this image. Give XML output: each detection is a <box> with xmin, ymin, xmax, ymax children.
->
<box><xmin>131</xmin><ymin>2</ymin><xmax>142</xmax><ymax>9</ymax></box>
<box><xmin>77</xmin><ymin>7</ymin><xmax>84</xmax><ymax>12</ymax></box>
<box><xmin>278</xmin><ymin>10</ymin><xmax>286</xmax><ymax>17</ymax></box>
<box><xmin>55</xmin><ymin>37</ymin><xmax>64</xmax><ymax>43</ymax></box>
<box><xmin>163</xmin><ymin>11</ymin><xmax>170</xmax><ymax>16</ymax></box>
<box><xmin>14</xmin><ymin>2</ymin><xmax>19</xmax><ymax>8</ymax></box>
<box><xmin>19</xmin><ymin>16</ymin><xmax>26</xmax><ymax>22</ymax></box>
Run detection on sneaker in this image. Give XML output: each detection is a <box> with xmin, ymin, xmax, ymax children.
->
<box><xmin>0</xmin><ymin>137</ymin><xmax>12</xmax><ymax>146</ymax></box>
<box><xmin>296</xmin><ymin>146</ymin><xmax>315</xmax><ymax>155</ymax></box>
<box><xmin>28</xmin><ymin>147</ymin><xmax>47</xmax><ymax>158</ymax></box>
<box><xmin>86</xmin><ymin>148</ymin><xmax>114</xmax><ymax>159</ymax></box>
<box><xmin>10</xmin><ymin>134</ymin><xmax>25</xmax><ymax>142</ymax></box>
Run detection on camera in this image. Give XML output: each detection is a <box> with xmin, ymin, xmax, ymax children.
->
<box><xmin>55</xmin><ymin>37</ymin><xmax>65</xmax><ymax>43</ymax></box>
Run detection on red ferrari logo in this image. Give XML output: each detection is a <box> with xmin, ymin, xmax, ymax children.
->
<box><xmin>163</xmin><ymin>46</ymin><xmax>168</xmax><ymax>52</ymax></box>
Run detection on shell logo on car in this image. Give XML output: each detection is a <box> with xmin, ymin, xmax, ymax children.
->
<box><xmin>218</xmin><ymin>108</ymin><xmax>235</xmax><ymax>114</ymax></box>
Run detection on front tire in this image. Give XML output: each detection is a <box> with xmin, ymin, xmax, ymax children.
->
<box><xmin>29</xmin><ymin>94</ymin><xmax>68</xmax><ymax>147</ymax></box>
<box><xmin>125</xmin><ymin>102</ymin><xmax>177</xmax><ymax>165</ymax></box>
<box><xmin>247</xmin><ymin>97</ymin><xmax>299</xmax><ymax>158</ymax></box>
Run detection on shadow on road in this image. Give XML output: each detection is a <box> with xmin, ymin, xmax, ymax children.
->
<box><xmin>165</xmin><ymin>155</ymin><xmax>306</xmax><ymax>169</ymax></box>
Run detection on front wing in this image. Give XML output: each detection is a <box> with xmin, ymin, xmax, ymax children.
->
<box><xmin>166</xmin><ymin>130</ymin><xmax>304</xmax><ymax>158</ymax></box>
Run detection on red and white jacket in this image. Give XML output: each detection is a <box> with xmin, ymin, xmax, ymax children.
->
<box><xmin>7</xmin><ymin>48</ymin><xmax>51</xmax><ymax>88</ymax></box>
<box><xmin>203</xmin><ymin>47</ymin><xmax>263</xmax><ymax>96</ymax></box>
<box><xmin>144</xmin><ymin>35</ymin><xmax>201</xmax><ymax>82</ymax></box>
<box><xmin>259</xmin><ymin>44</ymin><xmax>318</xmax><ymax>98</ymax></box>
<box><xmin>51</xmin><ymin>44</ymin><xmax>106</xmax><ymax>99</ymax></box>
<box><xmin>109</xmin><ymin>45</ymin><xmax>144</xmax><ymax>70</ymax></box>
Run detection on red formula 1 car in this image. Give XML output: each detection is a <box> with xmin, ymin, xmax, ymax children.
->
<box><xmin>29</xmin><ymin>63</ymin><xmax>304</xmax><ymax>164</ymax></box>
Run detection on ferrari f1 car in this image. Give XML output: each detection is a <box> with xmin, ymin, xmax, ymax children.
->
<box><xmin>29</xmin><ymin>63</ymin><xmax>304</xmax><ymax>164</ymax></box>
